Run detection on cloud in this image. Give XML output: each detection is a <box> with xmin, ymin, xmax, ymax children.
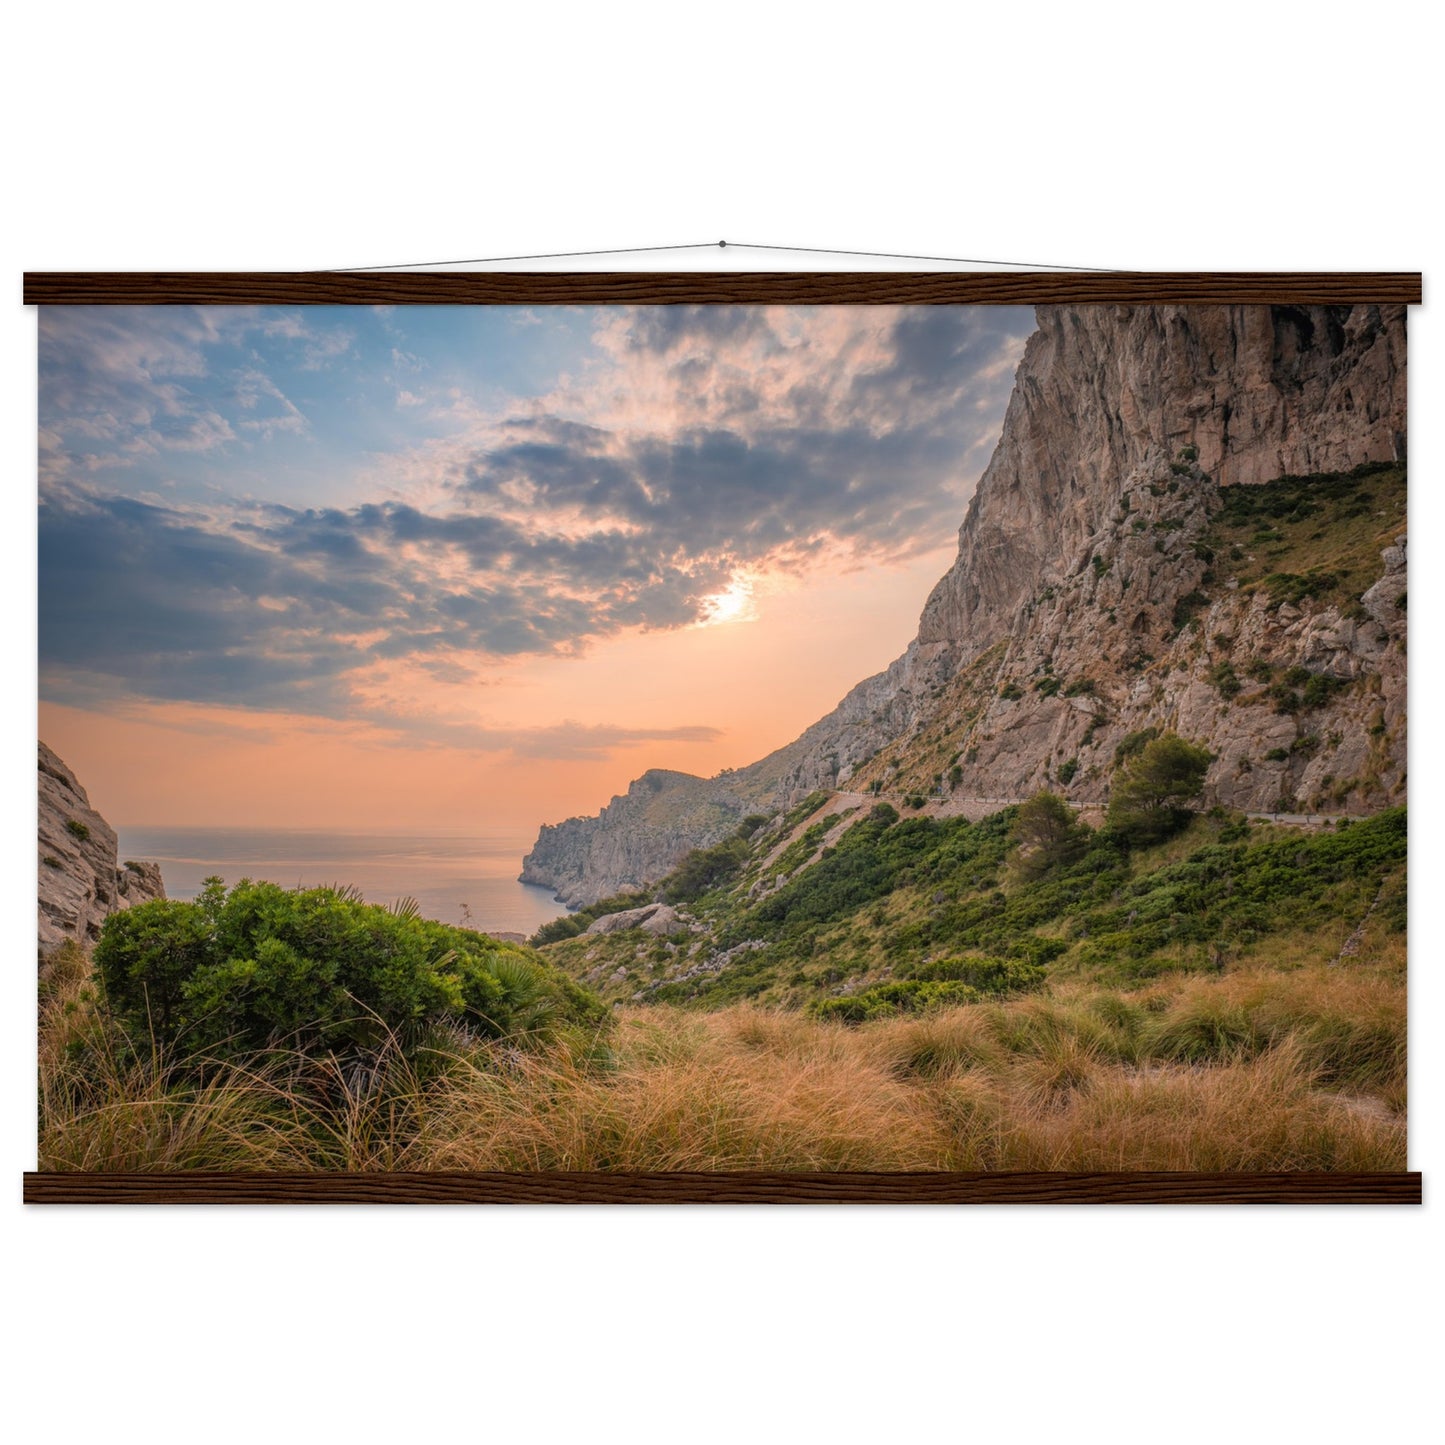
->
<box><xmin>428</xmin><ymin>719</ymin><xmax>726</xmax><ymax>761</ymax></box>
<box><xmin>233</xmin><ymin>367</ymin><xmax>308</xmax><ymax>439</ymax></box>
<box><xmin>38</xmin><ymin>306</ymin><xmax>359</xmax><ymax>480</ymax></box>
<box><xmin>39</xmin><ymin>304</ymin><xmax>1034</xmax><ymax>727</ymax></box>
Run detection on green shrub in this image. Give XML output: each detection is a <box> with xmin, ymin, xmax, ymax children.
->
<box><xmin>1172</xmin><ymin>590</ymin><xmax>1210</xmax><ymax>632</ymax></box>
<box><xmin>999</xmin><ymin>681</ymin><xmax>1023</xmax><ymax>701</ymax></box>
<box><xmin>812</xmin><ymin>979</ymin><xmax>983</xmax><ymax>1024</ymax></box>
<box><xmin>95</xmin><ymin>879</ymin><xmax>604</xmax><ymax>1064</ymax></box>
<box><xmin>662</xmin><ymin>835</ymin><xmax>750</xmax><ymax>902</ymax></box>
<box><xmin>909</xmin><ymin>956</ymin><xmax>1047</xmax><ymax>994</ymax></box>
<box><xmin>1113</xmin><ymin>727</ymin><xmax>1162</xmax><ymax>767</ymax></box>
<box><xmin>1267</xmin><ymin>667</ymin><xmax>1345</xmax><ymax>715</ymax></box>
<box><xmin>1208</xmin><ymin>662</ymin><xmax>1241</xmax><ymax>699</ymax></box>
<box><xmin>66</xmin><ymin>819</ymin><xmax>90</xmax><ymax>841</ymax></box>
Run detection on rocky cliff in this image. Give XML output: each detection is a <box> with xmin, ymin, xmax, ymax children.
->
<box><xmin>520</xmin><ymin>768</ymin><xmax>765</xmax><ymax>908</ymax></box>
<box><xmin>523</xmin><ymin>304</ymin><xmax>1408</xmax><ymax>907</ymax></box>
<box><xmin>38</xmin><ymin>742</ymin><xmax>165</xmax><ymax>956</ymax></box>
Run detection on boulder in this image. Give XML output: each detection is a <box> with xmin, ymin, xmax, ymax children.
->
<box><xmin>585</xmin><ymin>903</ymin><xmax>688</xmax><ymax>938</ymax></box>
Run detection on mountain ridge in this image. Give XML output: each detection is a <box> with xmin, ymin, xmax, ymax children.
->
<box><xmin>520</xmin><ymin>303</ymin><xmax>1407</xmax><ymax>908</ymax></box>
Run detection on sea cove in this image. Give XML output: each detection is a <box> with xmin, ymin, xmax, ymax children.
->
<box><xmin>114</xmin><ymin>827</ymin><xmax>568</xmax><ymax>938</ymax></box>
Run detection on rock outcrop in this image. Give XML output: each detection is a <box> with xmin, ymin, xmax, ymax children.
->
<box><xmin>584</xmin><ymin>902</ymin><xmax>688</xmax><ymax>938</ymax></box>
<box><xmin>524</xmin><ymin>304</ymin><xmax>1408</xmax><ymax>906</ymax></box>
<box><xmin>38</xmin><ymin>742</ymin><xmax>165</xmax><ymax>956</ymax></box>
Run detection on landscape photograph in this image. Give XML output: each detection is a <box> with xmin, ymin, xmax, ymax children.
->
<box><xmin>35</xmin><ymin>296</ymin><xmax>1409</xmax><ymax>1177</ymax></box>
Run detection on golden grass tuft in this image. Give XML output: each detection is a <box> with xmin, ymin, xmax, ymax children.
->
<box><xmin>38</xmin><ymin>950</ymin><xmax>1407</xmax><ymax>1174</ymax></box>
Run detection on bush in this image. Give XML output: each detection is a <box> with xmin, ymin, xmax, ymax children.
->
<box><xmin>95</xmin><ymin>879</ymin><xmax>604</xmax><ymax>1064</ymax></box>
<box><xmin>1113</xmin><ymin>727</ymin><xmax>1162</xmax><ymax>767</ymax></box>
<box><xmin>909</xmin><ymin>956</ymin><xmax>1047</xmax><ymax>994</ymax></box>
<box><xmin>1172</xmin><ymin>590</ymin><xmax>1210</xmax><ymax>631</ymax></box>
<box><xmin>1208</xmin><ymin>661</ymin><xmax>1241</xmax><ymax>699</ymax></box>
<box><xmin>812</xmin><ymin>980</ymin><xmax>983</xmax><ymax>1024</ymax></box>
<box><xmin>662</xmin><ymin>835</ymin><xmax>750</xmax><ymax>902</ymax></box>
<box><xmin>66</xmin><ymin>819</ymin><xmax>90</xmax><ymax>841</ymax></box>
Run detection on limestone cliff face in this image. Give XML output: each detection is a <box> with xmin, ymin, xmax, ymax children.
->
<box><xmin>915</xmin><ymin>304</ymin><xmax>1406</xmax><ymax>657</ymax></box>
<box><xmin>524</xmin><ymin>304</ymin><xmax>1408</xmax><ymax>907</ymax></box>
<box><xmin>38</xmin><ymin>742</ymin><xmax>165</xmax><ymax>956</ymax></box>
<box><xmin>778</xmin><ymin>303</ymin><xmax>1407</xmax><ymax>811</ymax></box>
<box><xmin>520</xmin><ymin>768</ymin><xmax>763</xmax><ymax>908</ymax></box>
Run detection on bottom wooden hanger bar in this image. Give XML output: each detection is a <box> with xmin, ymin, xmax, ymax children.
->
<box><xmin>23</xmin><ymin>1170</ymin><xmax>1422</xmax><ymax>1204</ymax></box>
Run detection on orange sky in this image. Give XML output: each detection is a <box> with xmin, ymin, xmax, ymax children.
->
<box><xmin>39</xmin><ymin>542</ymin><xmax>957</xmax><ymax>832</ymax></box>
<box><xmin>38</xmin><ymin>304</ymin><xmax>1032</xmax><ymax>835</ymax></box>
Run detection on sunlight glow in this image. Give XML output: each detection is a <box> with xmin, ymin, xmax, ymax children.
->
<box><xmin>698</xmin><ymin>577</ymin><xmax>758</xmax><ymax>626</ymax></box>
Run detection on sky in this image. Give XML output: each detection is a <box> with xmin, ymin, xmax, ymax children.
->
<box><xmin>38</xmin><ymin>303</ymin><xmax>1035</xmax><ymax>834</ymax></box>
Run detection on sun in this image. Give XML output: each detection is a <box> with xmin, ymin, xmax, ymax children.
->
<box><xmin>698</xmin><ymin>577</ymin><xmax>757</xmax><ymax>626</ymax></box>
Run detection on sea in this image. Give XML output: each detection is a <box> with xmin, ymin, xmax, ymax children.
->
<box><xmin>113</xmin><ymin>827</ymin><xmax>571</xmax><ymax>939</ymax></box>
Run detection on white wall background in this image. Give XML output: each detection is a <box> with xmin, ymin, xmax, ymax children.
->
<box><xmin>3</xmin><ymin>5</ymin><xmax>1438</xmax><ymax>1441</ymax></box>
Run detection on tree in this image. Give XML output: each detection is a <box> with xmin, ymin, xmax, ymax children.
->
<box><xmin>1106</xmin><ymin>732</ymin><xmax>1212</xmax><ymax>844</ymax></box>
<box><xmin>1009</xmin><ymin>791</ymin><xmax>1085</xmax><ymax>880</ymax></box>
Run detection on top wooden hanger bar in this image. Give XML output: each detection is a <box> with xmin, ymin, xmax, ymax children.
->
<box><xmin>22</xmin><ymin>271</ymin><xmax>1424</xmax><ymax>306</ymax></box>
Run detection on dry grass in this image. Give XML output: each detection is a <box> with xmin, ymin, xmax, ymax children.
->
<box><xmin>38</xmin><ymin>949</ymin><xmax>1407</xmax><ymax>1173</ymax></box>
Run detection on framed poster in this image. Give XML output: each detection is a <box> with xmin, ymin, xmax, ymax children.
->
<box><xmin>26</xmin><ymin>271</ymin><xmax>1421</xmax><ymax>1202</ymax></box>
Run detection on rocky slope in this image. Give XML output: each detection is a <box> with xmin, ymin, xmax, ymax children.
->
<box><xmin>38</xmin><ymin>742</ymin><xmax>165</xmax><ymax>956</ymax></box>
<box><xmin>523</xmin><ymin>304</ymin><xmax>1408</xmax><ymax>907</ymax></box>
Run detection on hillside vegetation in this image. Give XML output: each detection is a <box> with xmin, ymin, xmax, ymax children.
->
<box><xmin>537</xmin><ymin>799</ymin><xmax>1405</xmax><ymax>1013</ymax></box>
<box><xmin>38</xmin><ymin>791</ymin><xmax>1406</xmax><ymax>1173</ymax></box>
<box><xmin>1204</xmin><ymin>461</ymin><xmax>1405</xmax><ymax>610</ymax></box>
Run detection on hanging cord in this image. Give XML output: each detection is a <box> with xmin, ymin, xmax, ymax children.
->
<box><xmin>323</xmin><ymin>239</ymin><xmax>1118</xmax><ymax>274</ymax></box>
